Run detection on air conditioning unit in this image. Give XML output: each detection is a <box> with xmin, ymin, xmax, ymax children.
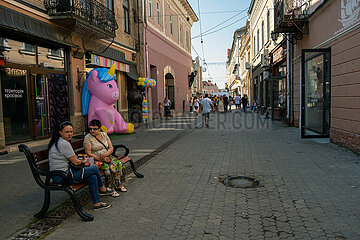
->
<box><xmin>245</xmin><ymin>62</ymin><xmax>251</xmax><ymax>69</ymax></box>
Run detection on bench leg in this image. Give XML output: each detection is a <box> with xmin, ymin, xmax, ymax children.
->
<box><xmin>64</xmin><ymin>188</ymin><xmax>94</xmax><ymax>221</ymax></box>
<box><xmin>34</xmin><ymin>189</ymin><xmax>50</xmax><ymax>219</ymax></box>
<box><xmin>128</xmin><ymin>159</ymin><xmax>144</xmax><ymax>178</ymax></box>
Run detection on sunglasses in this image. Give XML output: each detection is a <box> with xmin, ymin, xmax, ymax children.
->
<box><xmin>89</xmin><ymin>127</ymin><xmax>99</xmax><ymax>131</ymax></box>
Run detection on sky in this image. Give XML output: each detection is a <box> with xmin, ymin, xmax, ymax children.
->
<box><xmin>187</xmin><ymin>0</ymin><xmax>251</xmax><ymax>89</ymax></box>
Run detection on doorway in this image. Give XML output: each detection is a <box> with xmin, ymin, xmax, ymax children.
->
<box><xmin>165</xmin><ymin>73</ymin><xmax>175</xmax><ymax>109</ymax></box>
<box><xmin>301</xmin><ymin>48</ymin><xmax>331</xmax><ymax>138</ymax></box>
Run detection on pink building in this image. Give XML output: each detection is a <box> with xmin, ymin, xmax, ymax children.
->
<box><xmin>144</xmin><ymin>0</ymin><xmax>197</xmax><ymax>118</ymax></box>
<box><xmin>202</xmin><ymin>81</ymin><xmax>219</xmax><ymax>95</ymax></box>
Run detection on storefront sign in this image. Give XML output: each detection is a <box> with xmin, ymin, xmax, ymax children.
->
<box><xmin>3</xmin><ymin>88</ymin><xmax>24</xmax><ymax>99</ymax></box>
<box><xmin>5</xmin><ymin>68</ymin><xmax>27</xmax><ymax>77</ymax></box>
<box><xmin>90</xmin><ymin>54</ymin><xmax>129</xmax><ymax>72</ymax></box>
<box><xmin>273</xmin><ymin>46</ymin><xmax>285</xmax><ymax>65</ymax></box>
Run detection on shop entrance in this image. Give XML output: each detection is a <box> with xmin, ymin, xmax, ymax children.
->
<box><xmin>1</xmin><ymin>67</ymin><xmax>68</xmax><ymax>144</ymax></box>
<box><xmin>165</xmin><ymin>73</ymin><xmax>175</xmax><ymax>109</ymax></box>
<box><xmin>1</xmin><ymin>68</ymin><xmax>30</xmax><ymax>143</ymax></box>
<box><xmin>31</xmin><ymin>73</ymin><xmax>50</xmax><ymax>138</ymax></box>
<box><xmin>301</xmin><ymin>48</ymin><xmax>331</xmax><ymax>138</ymax></box>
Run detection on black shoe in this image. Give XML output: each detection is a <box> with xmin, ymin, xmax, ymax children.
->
<box><xmin>93</xmin><ymin>202</ymin><xmax>111</xmax><ymax>211</ymax></box>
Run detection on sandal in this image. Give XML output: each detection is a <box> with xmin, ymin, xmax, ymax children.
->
<box><xmin>111</xmin><ymin>191</ymin><xmax>120</xmax><ymax>197</ymax></box>
<box><xmin>116</xmin><ymin>186</ymin><xmax>127</xmax><ymax>192</ymax></box>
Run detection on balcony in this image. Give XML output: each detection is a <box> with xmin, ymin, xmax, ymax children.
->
<box><xmin>273</xmin><ymin>0</ymin><xmax>310</xmax><ymax>37</ymax></box>
<box><xmin>44</xmin><ymin>0</ymin><xmax>118</xmax><ymax>39</ymax></box>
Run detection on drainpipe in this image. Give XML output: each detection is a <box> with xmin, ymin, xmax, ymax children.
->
<box><xmin>286</xmin><ymin>34</ymin><xmax>291</xmax><ymax>125</ymax></box>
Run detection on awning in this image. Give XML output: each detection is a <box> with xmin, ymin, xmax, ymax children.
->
<box><xmin>125</xmin><ymin>62</ymin><xmax>140</xmax><ymax>81</ymax></box>
<box><xmin>92</xmin><ymin>47</ymin><xmax>126</xmax><ymax>63</ymax></box>
<box><xmin>90</xmin><ymin>53</ymin><xmax>129</xmax><ymax>72</ymax></box>
<box><xmin>0</xmin><ymin>5</ymin><xmax>74</xmax><ymax>49</ymax></box>
<box><xmin>89</xmin><ymin>46</ymin><xmax>130</xmax><ymax>72</ymax></box>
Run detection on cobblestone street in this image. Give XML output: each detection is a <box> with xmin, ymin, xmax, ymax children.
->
<box><xmin>45</xmin><ymin>112</ymin><xmax>360</xmax><ymax>240</ymax></box>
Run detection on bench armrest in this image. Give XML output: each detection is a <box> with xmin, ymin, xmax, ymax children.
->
<box><xmin>112</xmin><ymin>144</ymin><xmax>129</xmax><ymax>157</ymax></box>
<box><xmin>48</xmin><ymin>170</ymin><xmax>70</xmax><ymax>187</ymax></box>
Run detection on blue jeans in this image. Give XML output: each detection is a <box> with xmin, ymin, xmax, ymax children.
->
<box><xmin>53</xmin><ymin>165</ymin><xmax>104</xmax><ymax>204</ymax></box>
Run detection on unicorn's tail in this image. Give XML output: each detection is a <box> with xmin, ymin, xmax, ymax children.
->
<box><xmin>81</xmin><ymin>75</ymin><xmax>92</xmax><ymax>116</ymax></box>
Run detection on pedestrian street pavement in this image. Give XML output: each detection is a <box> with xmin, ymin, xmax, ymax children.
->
<box><xmin>1</xmin><ymin>115</ymin><xmax>198</xmax><ymax>239</ymax></box>
<box><xmin>43</xmin><ymin>111</ymin><xmax>360</xmax><ymax>240</ymax></box>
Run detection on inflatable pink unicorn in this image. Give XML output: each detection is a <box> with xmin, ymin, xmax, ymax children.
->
<box><xmin>81</xmin><ymin>65</ymin><xmax>134</xmax><ymax>134</ymax></box>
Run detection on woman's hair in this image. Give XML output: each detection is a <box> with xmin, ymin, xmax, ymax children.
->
<box><xmin>89</xmin><ymin>119</ymin><xmax>102</xmax><ymax>128</ymax></box>
<box><xmin>47</xmin><ymin>121</ymin><xmax>73</xmax><ymax>151</ymax></box>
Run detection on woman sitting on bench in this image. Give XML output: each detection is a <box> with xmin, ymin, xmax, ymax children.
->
<box><xmin>48</xmin><ymin>121</ymin><xmax>112</xmax><ymax>211</ymax></box>
<box><xmin>84</xmin><ymin>119</ymin><xmax>129</xmax><ymax>197</ymax></box>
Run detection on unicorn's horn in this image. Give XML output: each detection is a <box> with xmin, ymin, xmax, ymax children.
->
<box><xmin>108</xmin><ymin>64</ymin><xmax>115</xmax><ymax>77</ymax></box>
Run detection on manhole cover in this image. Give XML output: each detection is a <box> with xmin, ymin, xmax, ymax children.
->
<box><xmin>223</xmin><ymin>176</ymin><xmax>260</xmax><ymax>188</ymax></box>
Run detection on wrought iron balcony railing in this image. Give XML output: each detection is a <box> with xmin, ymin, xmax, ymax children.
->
<box><xmin>44</xmin><ymin>0</ymin><xmax>118</xmax><ymax>37</ymax></box>
<box><xmin>274</xmin><ymin>0</ymin><xmax>310</xmax><ymax>35</ymax></box>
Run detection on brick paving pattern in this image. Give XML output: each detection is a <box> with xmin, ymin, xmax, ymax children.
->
<box><xmin>43</xmin><ymin>112</ymin><xmax>360</xmax><ymax>240</ymax></box>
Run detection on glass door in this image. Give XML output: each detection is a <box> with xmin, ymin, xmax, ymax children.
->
<box><xmin>31</xmin><ymin>74</ymin><xmax>50</xmax><ymax>138</ymax></box>
<box><xmin>301</xmin><ymin>49</ymin><xmax>331</xmax><ymax>138</ymax></box>
<box><xmin>0</xmin><ymin>68</ymin><xmax>31</xmax><ymax>143</ymax></box>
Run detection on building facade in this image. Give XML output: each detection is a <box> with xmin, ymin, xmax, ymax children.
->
<box><xmin>0</xmin><ymin>0</ymin><xmax>140</xmax><ymax>148</ymax></box>
<box><xmin>290</xmin><ymin>0</ymin><xmax>360</xmax><ymax>152</ymax></box>
<box><xmin>144</xmin><ymin>0</ymin><xmax>197</xmax><ymax>118</ymax></box>
<box><xmin>202</xmin><ymin>80</ymin><xmax>218</xmax><ymax>95</ymax></box>
<box><xmin>248</xmin><ymin>0</ymin><xmax>278</xmax><ymax>114</ymax></box>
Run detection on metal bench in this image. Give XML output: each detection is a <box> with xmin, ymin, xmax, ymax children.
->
<box><xmin>18</xmin><ymin>140</ymin><xmax>143</xmax><ymax>221</ymax></box>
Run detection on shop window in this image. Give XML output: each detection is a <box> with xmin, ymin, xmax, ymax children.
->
<box><xmin>1</xmin><ymin>68</ymin><xmax>31</xmax><ymax>143</ymax></box>
<box><xmin>123</xmin><ymin>0</ymin><xmax>130</xmax><ymax>34</ymax></box>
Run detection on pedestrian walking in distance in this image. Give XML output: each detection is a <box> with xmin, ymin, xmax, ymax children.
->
<box><xmin>200</xmin><ymin>93</ymin><xmax>214</xmax><ymax>128</ymax></box>
<box><xmin>163</xmin><ymin>97</ymin><xmax>171</xmax><ymax>120</ymax></box>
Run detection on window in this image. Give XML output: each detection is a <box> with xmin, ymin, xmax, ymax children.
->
<box><xmin>48</xmin><ymin>49</ymin><xmax>62</xmax><ymax>57</ymax></box>
<box><xmin>24</xmin><ymin>43</ymin><xmax>35</xmax><ymax>52</ymax></box>
<box><xmin>180</xmin><ymin>25</ymin><xmax>183</xmax><ymax>44</ymax></box>
<box><xmin>105</xmin><ymin>0</ymin><xmax>113</xmax><ymax>10</ymax></box>
<box><xmin>186</xmin><ymin>31</ymin><xmax>189</xmax><ymax>50</ymax></box>
<box><xmin>170</xmin><ymin>15</ymin><xmax>173</xmax><ymax>34</ymax></box>
<box><xmin>261</xmin><ymin>21</ymin><xmax>264</xmax><ymax>48</ymax></box>
<box><xmin>257</xmin><ymin>29</ymin><xmax>259</xmax><ymax>53</ymax></box>
<box><xmin>267</xmin><ymin>11</ymin><xmax>270</xmax><ymax>42</ymax></box>
<box><xmin>253</xmin><ymin>36</ymin><xmax>256</xmax><ymax>56</ymax></box>
<box><xmin>148</xmin><ymin>0</ymin><xmax>152</xmax><ymax>17</ymax></box>
<box><xmin>123</xmin><ymin>0</ymin><xmax>130</xmax><ymax>33</ymax></box>
<box><xmin>157</xmin><ymin>1</ymin><xmax>161</xmax><ymax>25</ymax></box>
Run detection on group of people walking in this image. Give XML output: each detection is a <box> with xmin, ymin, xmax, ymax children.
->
<box><xmin>189</xmin><ymin>94</ymin><xmax>249</xmax><ymax>114</ymax></box>
<box><xmin>189</xmin><ymin>93</ymin><xmax>249</xmax><ymax>128</ymax></box>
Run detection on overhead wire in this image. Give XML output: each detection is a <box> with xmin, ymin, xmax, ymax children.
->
<box><xmin>191</xmin><ymin>8</ymin><xmax>248</xmax><ymax>39</ymax></box>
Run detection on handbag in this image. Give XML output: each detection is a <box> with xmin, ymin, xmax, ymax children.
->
<box><xmin>68</xmin><ymin>159</ymin><xmax>85</xmax><ymax>183</ymax></box>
